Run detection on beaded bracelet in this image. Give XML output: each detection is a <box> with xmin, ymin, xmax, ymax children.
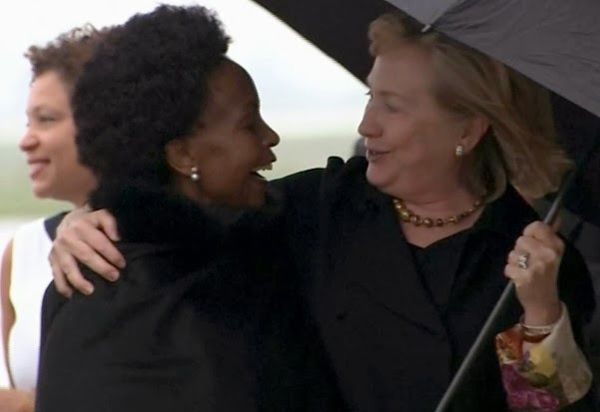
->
<box><xmin>519</xmin><ymin>317</ymin><xmax>558</xmax><ymax>343</ymax></box>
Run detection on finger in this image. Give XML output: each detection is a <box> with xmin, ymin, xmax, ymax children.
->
<box><xmin>71</xmin><ymin>221</ymin><xmax>125</xmax><ymax>270</ymax></box>
<box><xmin>507</xmin><ymin>250</ymin><xmax>528</xmax><ymax>267</ymax></box>
<box><xmin>516</xmin><ymin>235</ymin><xmax>550</xmax><ymax>257</ymax></box>
<box><xmin>61</xmin><ymin>236</ymin><xmax>121</xmax><ymax>281</ymax></box>
<box><xmin>90</xmin><ymin>210</ymin><xmax>121</xmax><ymax>242</ymax></box>
<box><xmin>49</xmin><ymin>254</ymin><xmax>73</xmax><ymax>298</ymax></box>
<box><xmin>523</xmin><ymin>221</ymin><xmax>564</xmax><ymax>253</ymax></box>
<box><xmin>516</xmin><ymin>234</ymin><xmax>562</xmax><ymax>265</ymax></box>
<box><xmin>504</xmin><ymin>263</ymin><xmax>531</xmax><ymax>286</ymax></box>
<box><xmin>54</xmin><ymin>251</ymin><xmax>94</xmax><ymax>295</ymax></box>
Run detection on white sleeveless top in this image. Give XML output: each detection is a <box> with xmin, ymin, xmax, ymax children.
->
<box><xmin>8</xmin><ymin>218</ymin><xmax>53</xmax><ymax>391</ymax></box>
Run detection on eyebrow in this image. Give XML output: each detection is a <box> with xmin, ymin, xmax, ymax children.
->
<box><xmin>365</xmin><ymin>77</ymin><xmax>413</xmax><ymax>100</ymax></box>
<box><xmin>371</xmin><ymin>89</ymin><xmax>416</xmax><ymax>106</ymax></box>
<box><xmin>26</xmin><ymin>105</ymin><xmax>51</xmax><ymax>115</ymax></box>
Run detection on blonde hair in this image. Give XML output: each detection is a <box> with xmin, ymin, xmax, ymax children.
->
<box><xmin>369</xmin><ymin>13</ymin><xmax>572</xmax><ymax>200</ymax></box>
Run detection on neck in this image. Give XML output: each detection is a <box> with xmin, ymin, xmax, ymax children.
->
<box><xmin>171</xmin><ymin>176</ymin><xmax>245</xmax><ymax>226</ymax></box>
<box><xmin>389</xmin><ymin>181</ymin><xmax>480</xmax><ymax>219</ymax></box>
<box><xmin>388</xmin><ymin>183</ymin><xmax>485</xmax><ymax>247</ymax></box>
<box><xmin>67</xmin><ymin>191</ymin><xmax>92</xmax><ymax>209</ymax></box>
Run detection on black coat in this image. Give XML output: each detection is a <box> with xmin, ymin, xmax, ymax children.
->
<box><xmin>36</xmin><ymin>185</ymin><xmax>341</xmax><ymax>412</ymax></box>
<box><xmin>274</xmin><ymin>156</ymin><xmax>595</xmax><ymax>412</ymax></box>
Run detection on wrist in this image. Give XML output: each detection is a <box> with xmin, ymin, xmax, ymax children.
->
<box><xmin>523</xmin><ymin>300</ymin><xmax>562</xmax><ymax>326</ymax></box>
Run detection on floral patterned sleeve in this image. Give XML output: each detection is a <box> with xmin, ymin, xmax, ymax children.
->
<box><xmin>495</xmin><ymin>303</ymin><xmax>592</xmax><ymax>411</ymax></box>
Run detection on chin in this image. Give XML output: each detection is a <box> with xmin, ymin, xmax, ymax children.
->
<box><xmin>243</xmin><ymin>194</ymin><xmax>266</xmax><ymax>209</ymax></box>
<box><xmin>31</xmin><ymin>184</ymin><xmax>52</xmax><ymax>200</ymax></box>
<box><xmin>365</xmin><ymin>165</ymin><xmax>388</xmax><ymax>190</ymax></box>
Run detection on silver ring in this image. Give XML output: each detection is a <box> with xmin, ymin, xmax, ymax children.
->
<box><xmin>517</xmin><ymin>253</ymin><xmax>530</xmax><ymax>270</ymax></box>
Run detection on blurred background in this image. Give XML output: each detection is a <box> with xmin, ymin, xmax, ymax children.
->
<box><xmin>0</xmin><ymin>0</ymin><xmax>369</xmax><ymax>250</ymax></box>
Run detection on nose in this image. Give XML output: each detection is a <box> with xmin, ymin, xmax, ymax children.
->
<box><xmin>19</xmin><ymin>126</ymin><xmax>38</xmax><ymax>153</ymax></box>
<box><xmin>357</xmin><ymin>104</ymin><xmax>382</xmax><ymax>139</ymax></box>
<box><xmin>261</xmin><ymin>121</ymin><xmax>280</xmax><ymax>148</ymax></box>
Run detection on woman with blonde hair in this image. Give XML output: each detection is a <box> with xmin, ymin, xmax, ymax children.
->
<box><xmin>48</xmin><ymin>10</ymin><xmax>594</xmax><ymax>411</ymax></box>
<box><xmin>0</xmin><ymin>25</ymin><xmax>107</xmax><ymax>411</ymax></box>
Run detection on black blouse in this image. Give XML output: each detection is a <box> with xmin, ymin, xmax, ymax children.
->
<box><xmin>408</xmin><ymin>230</ymin><xmax>470</xmax><ymax>314</ymax></box>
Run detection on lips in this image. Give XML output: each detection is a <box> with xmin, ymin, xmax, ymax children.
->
<box><xmin>27</xmin><ymin>159</ymin><xmax>50</xmax><ymax>178</ymax></box>
<box><xmin>250</xmin><ymin>155</ymin><xmax>277</xmax><ymax>180</ymax></box>
<box><xmin>252</xmin><ymin>163</ymin><xmax>274</xmax><ymax>173</ymax></box>
<box><xmin>365</xmin><ymin>148</ymin><xmax>389</xmax><ymax>162</ymax></box>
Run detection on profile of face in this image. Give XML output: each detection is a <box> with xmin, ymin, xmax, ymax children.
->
<box><xmin>20</xmin><ymin>71</ymin><xmax>96</xmax><ymax>206</ymax></box>
<box><xmin>358</xmin><ymin>43</ymin><xmax>484</xmax><ymax>199</ymax></box>
<box><xmin>171</xmin><ymin>60</ymin><xmax>279</xmax><ymax>209</ymax></box>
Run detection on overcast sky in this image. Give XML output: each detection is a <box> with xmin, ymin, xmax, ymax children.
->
<box><xmin>0</xmin><ymin>0</ymin><xmax>368</xmax><ymax>143</ymax></box>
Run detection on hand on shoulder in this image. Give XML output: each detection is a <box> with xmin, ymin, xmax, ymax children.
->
<box><xmin>49</xmin><ymin>207</ymin><xmax>124</xmax><ymax>297</ymax></box>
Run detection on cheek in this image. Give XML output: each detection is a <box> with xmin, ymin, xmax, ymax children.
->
<box><xmin>52</xmin><ymin>130</ymin><xmax>80</xmax><ymax>169</ymax></box>
<box><xmin>198</xmin><ymin>147</ymin><xmax>252</xmax><ymax>194</ymax></box>
<box><xmin>393</xmin><ymin>121</ymin><xmax>453</xmax><ymax>165</ymax></box>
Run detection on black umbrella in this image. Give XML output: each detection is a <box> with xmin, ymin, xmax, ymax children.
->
<box><xmin>250</xmin><ymin>0</ymin><xmax>600</xmax><ymax>410</ymax></box>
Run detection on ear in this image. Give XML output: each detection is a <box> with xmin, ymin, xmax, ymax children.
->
<box><xmin>165</xmin><ymin>138</ymin><xmax>196</xmax><ymax>176</ymax></box>
<box><xmin>459</xmin><ymin>115</ymin><xmax>490</xmax><ymax>153</ymax></box>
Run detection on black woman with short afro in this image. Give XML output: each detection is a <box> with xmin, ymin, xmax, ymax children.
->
<box><xmin>35</xmin><ymin>5</ymin><xmax>343</xmax><ymax>412</ymax></box>
<box><xmin>74</xmin><ymin>5</ymin><xmax>230</xmax><ymax>192</ymax></box>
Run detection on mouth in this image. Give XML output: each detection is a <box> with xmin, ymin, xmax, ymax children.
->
<box><xmin>365</xmin><ymin>149</ymin><xmax>389</xmax><ymax>161</ymax></box>
<box><xmin>27</xmin><ymin>159</ymin><xmax>50</xmax><ymax>178</ymax></box>
<box><xmin>250</xmin><ymin>162</ymin><xmax>275</xmax><ymax>180</ymax></box>
<box><xmin>253</xmin><ymin>163</ymin><xmax>274</xmax><ymax>172</ymax></box>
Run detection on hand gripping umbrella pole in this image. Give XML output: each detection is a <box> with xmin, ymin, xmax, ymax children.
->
<box><xmin>434</xmin><ymin>170</ymin><xmax>576</xmax><ymax>412</ymax></box>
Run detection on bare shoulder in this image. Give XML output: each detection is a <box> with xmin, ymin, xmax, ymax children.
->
<box><xmin>1</xmin><ymin>239</ymin><xmax>14</xmax><ymax>299</ymax></box>
<box><xmin>1</xmin><ymin>238</ymin><xmax>16</xmax><ymax>366</ymax></box>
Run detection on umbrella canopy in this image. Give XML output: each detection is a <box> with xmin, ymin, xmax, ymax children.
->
<box><xmin>251</xmin><ymin>0</ymin><xmax>600</xmax><ymax>226</ymax></box>
<box><xmin>388</xmin><ymin>0</ymin><xmax>600</xmax><ymax>118</ymax></box>
<box><xmin>251</xmin><ymin>0</ymin><xmax>396</xmax><ymax>82</ymax></box>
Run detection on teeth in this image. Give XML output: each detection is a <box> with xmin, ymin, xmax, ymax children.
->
<box><xmin>254</xmin><ymin>163</ymin><xmax>273</xmax><ymax>172</ymax></box>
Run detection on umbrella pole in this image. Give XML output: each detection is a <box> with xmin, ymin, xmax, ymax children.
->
<box><xmin>433</xmin><ymin>170</ymin><xmax>575</xmax><ymax>412</ymax></box>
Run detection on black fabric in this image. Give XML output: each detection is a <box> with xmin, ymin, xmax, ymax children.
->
<box><xmin>274</xmin><ymin>156</ymin><xmax>596</xmax><ymax>412</ymax></box>
<box><xmin>43</xmin><ymin>211</ymin><xmax>68</xmax><ymax>241</ymax></box>
<box><xmin>36</xmin><ymin>185</ymin><xmax>343</xmax><ymax>412</ymax></box>
<box><xmin>408</xmin><ymin>231</ymin><xmax>469</xmax><ymax>312</ymax></box>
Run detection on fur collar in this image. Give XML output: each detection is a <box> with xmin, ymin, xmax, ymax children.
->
<box><xmin>89</xmin><ymin>183</ymin><xmax>284</xmax><ymax>254</ymax></box>
<box><xmin>89</xmin><ymin>184</ymin><xmax>232</xmax><ymax>251</ymax></box>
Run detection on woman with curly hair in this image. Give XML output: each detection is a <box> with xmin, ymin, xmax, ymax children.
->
<box><xmin>35</xmin><ymin>5</ymin><xmax>339</xmax><ymax>412</ymax></box>
<box><xmin>0</xmin><ymin>25</ymin><xmax>107</xmax><ymax>412</ymax></box>
<box><xmin>47</xmin><ymin>8</ymin><xmax>595</xmax><ymax>412</ymax></box>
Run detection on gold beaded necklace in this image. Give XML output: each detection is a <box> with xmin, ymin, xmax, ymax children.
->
<box><xmin>392</xmin><ymin>196</ymin><xmax>485</xmax><ymax>228</ymax></box>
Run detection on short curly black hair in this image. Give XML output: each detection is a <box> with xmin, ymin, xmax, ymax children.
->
<box><xmin>73</xmin><ymin>5</ymin><xmax>230</xmax><ymax>191</ymax></box>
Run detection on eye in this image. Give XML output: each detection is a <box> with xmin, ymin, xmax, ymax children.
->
<box><xmin>39</xmin><ymin>115</ymin><xmax>56</xmax><ymax>123</ymax></box>
<box><xmin>383</xmin><ymin>101</ymin><xmax>399</xmax><ymax>113</ymax></box>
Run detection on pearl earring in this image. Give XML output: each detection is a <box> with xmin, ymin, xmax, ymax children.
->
<box><xmin>190</xmin><ymin>166</ymin><xmax>199</xmax><ymax>181</ymax></box>
<box><xmin>455</xmin><ymin>144</ymin><xmax>465</xmax><ymax>157</ymax></box>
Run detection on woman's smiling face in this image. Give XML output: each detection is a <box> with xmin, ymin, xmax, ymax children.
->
<box><xmin>358</xmin><ymin>44</ymin><xmax>469</xmax><ymax>199</ymax></box>
<box><xmin>184</xmin><ymin>60</ymin><xmax>279</xmax><ymax>208</ymax></box>
<box><xmin>20</xmin><ymin>70</ymin><xmax>96</xmax><ymax>206</ymax></box>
